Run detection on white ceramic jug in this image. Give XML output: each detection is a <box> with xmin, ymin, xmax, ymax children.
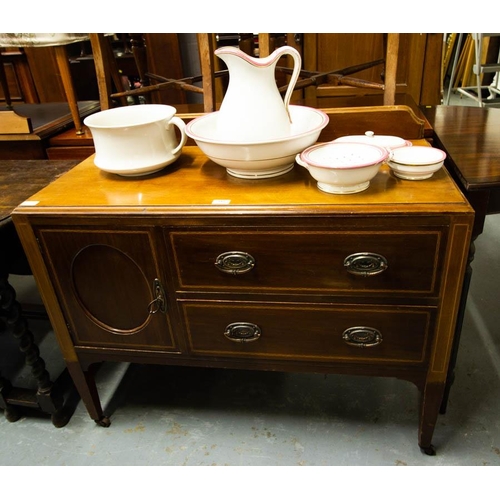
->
<box><xmin>215</xmin><ymin>45</ymin><xmax>301</xmax><ymax>142</ymax></box>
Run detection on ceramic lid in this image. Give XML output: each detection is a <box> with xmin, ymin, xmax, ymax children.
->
<box><xmin>389</xmin><ymin>145</ymin><xmax>446</xmax><ymax>165</ymax></box>
<box><xmin>333</xmin><ymin>131</ymin><xmax>411</xmax><ymax>150</ymax></box>
<box><xmin>299</xmin><ymin>141</ymin><xmax>389</xmax><ymax>169</ymax></box>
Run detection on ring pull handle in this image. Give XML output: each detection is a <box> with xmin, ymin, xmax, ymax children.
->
<box><xmin>148</xmin><ymin>278</ymin><xmax>167</xmax><ymax>315</ymax></box>
<box><xmin>215</xmin><ymin>251</ymin><xmax>255</xmax><ymax>275</ymax></box>
<box><xmin>342</xmin><ymin>327</ymin><xmax>383</xmax><ymax>348</ymax></box>
<box><xmin>344</xmin><ymin>252</ymin><xmax>388</xmax><ymax>277</ymax></box>
<box><xmin>224</xmin><ymin>322</ymin><xmax>261</xmax><ymax>343</ymax></box>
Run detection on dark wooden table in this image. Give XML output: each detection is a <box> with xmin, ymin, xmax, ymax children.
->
<box><xmin>0</xmin><ymin>159</ymin><xmax>77</xmax><ymax>426</ymax></box>
<box><xmin>422</xmin><ymin>105</ymin><xmax>500</xmax><ymax>238</ymax></box>
<box><xmin>423</xmin><ymin>104</ymin><xmax>500</xmax><ymax>412</ymax></box>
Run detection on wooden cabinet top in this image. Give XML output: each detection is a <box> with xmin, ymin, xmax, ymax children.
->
<box><xmin>14</xmin><ymin>143</ymin><xmax>472</xmax><ymax>218</ymax></box>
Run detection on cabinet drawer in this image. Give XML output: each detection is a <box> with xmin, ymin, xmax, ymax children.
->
<box><xmin>181</xmin><ymin>302</ymin><xmax>434</xmax><ymax>364</ymax></box>
<box><xmin>169</xmin><ymin>230</ymin><xmax>443</xmax><ymax>296</ymax></box>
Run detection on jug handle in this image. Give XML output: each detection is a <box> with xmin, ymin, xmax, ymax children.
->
<box><xmin>275</xmin><ymin>46</ymin><xmax>302</xmax><ymax>123</ymax></box>
<box><xmin>169</xmin><ymin>116</ymin><xmax>187</xmax><ymax>156</ymax></box>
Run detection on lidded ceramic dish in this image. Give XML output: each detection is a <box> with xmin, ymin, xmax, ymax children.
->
<box><xmin>296</xmin><ymin>141</ymin><xmax>389</xmax><ymax>194</ymax></box>
<box><xmin>387</xmin><ymin>145</ymin><xmax>446</xmax><ymax>180</ymax></box>
<box><xmin>333</xmin><ymin>131</ymin><xmax>412</xmax><ymax>151</ymax></box>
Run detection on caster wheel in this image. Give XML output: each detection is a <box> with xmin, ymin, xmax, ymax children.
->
<box><xmin>420</xmin><ymin>445</ymin><xmax>436</xmax><ymax>456</ymax></box>
<box><xmin>95</xmin><ymin>416</ymin><xmax>111</xmax><ymax>427</ymax></box>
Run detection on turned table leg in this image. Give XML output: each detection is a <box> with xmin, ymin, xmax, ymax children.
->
<box><xmin>0</xmin><ymin>375</ymin><xmax>21</xmax><ymax>422</ymax></box>
<box><xmin>0</xmin><ymin>272</ymin><xmax>70</xmax><ymax>426</ymax></box>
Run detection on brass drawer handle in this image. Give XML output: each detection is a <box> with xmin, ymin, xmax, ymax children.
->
<box><xmin>215</xmin><ymin>251</ymin><xmax>255</xmax><ymax>275</ymax></box>
<box><xmin>224</xmin><ymin>322</ymin><xmax>261</xmax><ymax>343</ymax></box>
<box><xmin>344</xmin><ymin>252</ymin><xmax>388</xmax><ymax>277</ymax></box>
<box><xmin>343</xmin><ymin>326</ymin><xmax>383</xmax><ymax>348</ymax></box>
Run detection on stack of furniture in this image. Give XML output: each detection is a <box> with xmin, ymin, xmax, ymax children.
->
<box><xmin>445</xmin><ymin>33</ymin><xmax>500</xmax><ymax>107</ymax></box>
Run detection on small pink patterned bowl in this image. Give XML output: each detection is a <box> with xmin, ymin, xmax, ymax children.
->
<box><xmin>296</xmin><ymin>141</ymin><xmax>389</xmax><ymax>194</ymax></box>
<box><xmin>388</xmin><ymin>146</ymin><xmax>446</xmax><ymax>180</ymax></box>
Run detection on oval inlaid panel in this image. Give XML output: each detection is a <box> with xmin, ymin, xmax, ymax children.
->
<box><xmin>71</xmin><ymin>244</ymin><xmax>152</xmax><ymax>333</ymax></box>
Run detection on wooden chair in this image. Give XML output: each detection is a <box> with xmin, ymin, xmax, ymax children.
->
<box><xmin>275</xmin><ymin>33</ymin><xmax>400</xmax><ymax>106</ymax></box>
<box><xmin>88</xmin><ymin>33</ymin><xmax>142</xmax><ymax>111</ymax></box>
<box><xmin>89</xmin><ymin>33</ymin><xmax>400</xmax><ymax>119</ymax></box>
<box><xmin>90</xmin><ymin>33</ymin><xmax>217</xmax><ymax>113</ymax></box>
<box><xmin>89</xmin><ymin>33</ymin><xmax>306</xmax><ymax>115</ymax></box>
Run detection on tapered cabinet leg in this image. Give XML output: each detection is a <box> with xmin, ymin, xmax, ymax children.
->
<box><xmin>418</xmin><ymin>382</ymin><xmax>445</xmax><ymax>456</ymax></box>
<box><xmin>67</xmin><ymin>361</ymin><xmax>109</xmax><ymax>426</ymax></box>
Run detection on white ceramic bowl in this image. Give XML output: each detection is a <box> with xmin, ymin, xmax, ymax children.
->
<box><xmin>333</xmin><ymin>131</ymin><xmax>412</xmax><ymax>151</ymax></box>
<box><xmin>296</xmin><ymin>141</ymin><xmax>388</xmax><ymax>194</ymax></box>
<box><xmin>388</xmin><ymin>145</ymin><xmax>446</xmax><ymax>180</ymax></box>
<box><xmin>185</xmin><ymin>105</ymin><xmax>329</xmax><ymax>179</ymax></box>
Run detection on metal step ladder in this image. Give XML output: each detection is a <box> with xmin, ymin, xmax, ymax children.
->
<box><xmin>445</xmin><ymin>33</ymin><xmax>500</xmax><ymax>107</ymax></box>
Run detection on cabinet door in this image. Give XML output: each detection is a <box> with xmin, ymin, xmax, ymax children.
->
<box><xmin>37</xmin><ymin>227</ymin><xmax>179</xmax><ymax>351</ymax></box>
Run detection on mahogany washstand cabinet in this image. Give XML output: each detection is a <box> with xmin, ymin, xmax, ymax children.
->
<box><xmin>12</xmin><ymin>108</ymin><xmax>474</xmax><ymax>455</ymax></box>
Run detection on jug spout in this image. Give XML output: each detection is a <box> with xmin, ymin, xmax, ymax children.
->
<box><xmin>214</xmin><ymin>45</ymin><xmax>301</xmax><ymax>142</ymax></box>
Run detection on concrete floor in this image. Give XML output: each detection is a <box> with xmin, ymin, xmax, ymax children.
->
<box><xmin>1</xmin><ymin>211</ymin><xmax>500</xmax><ymax>467</ymax></box>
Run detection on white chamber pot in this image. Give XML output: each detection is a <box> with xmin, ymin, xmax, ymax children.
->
<box><xmin>84</xmin><ymin>104</ymin><xmax>187</xmax><ymax>177</ymax></box>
